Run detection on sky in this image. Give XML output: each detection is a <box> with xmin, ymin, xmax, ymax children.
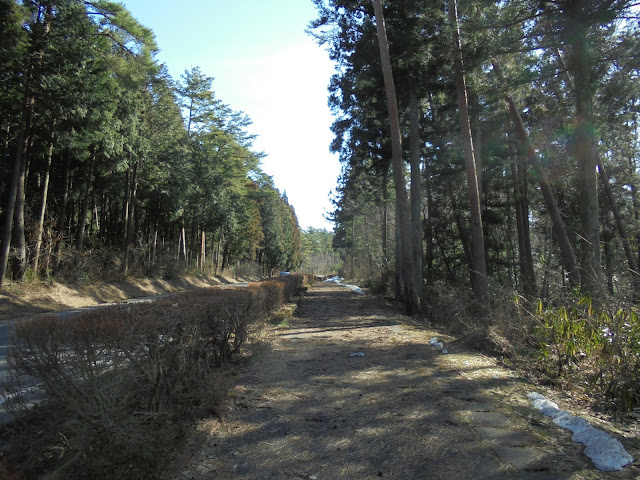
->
<box><xmin>121</xmin><ymin>0</ymin><xmax>341</xmax><ymax>231</ymax></box>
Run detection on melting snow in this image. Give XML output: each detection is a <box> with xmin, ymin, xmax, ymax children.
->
<box><xmin>527</xmin><ymin>392</ymin><xmax>633</xmax><ymax>472</ymax></box>
<box><xmin>325</xmin><ymin>276</ymin><xmax>364</xmax><ymax>294</ymax></box>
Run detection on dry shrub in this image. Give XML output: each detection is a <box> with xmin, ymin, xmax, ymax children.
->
<box><xmin>1</xmin><ymin>275</ymin><xmax>311</xmax><ymax>479</ymax></box>
<box><xmin>256</xmin><ymin>280</ymin><xmax>286</xmax><ymax>312</ymax></box>
<box><xmin>423</xmin><ymin>282</ymin><xmax>480</xmax><ymax>333</ymax></box>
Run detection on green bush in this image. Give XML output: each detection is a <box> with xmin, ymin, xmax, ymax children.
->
<box><xmin>533</xmin><ymin>296</ymin><xmax>602</xmax><ymax>376</ymax></box>
<box><xmin>590</xmin><ymin>307</ymin><xmax>640</xmax><ymax>412</ymax></box>
<box><xmin>532</xmin><ymin>296</ymin><xmax>640</xmax><ymax>412</ymax></box>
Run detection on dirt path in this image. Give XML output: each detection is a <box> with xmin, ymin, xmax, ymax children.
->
<box><xmin>175</xmin><ymin>282</ymin><xmax>637</xmax><ymax>480</ymax></box>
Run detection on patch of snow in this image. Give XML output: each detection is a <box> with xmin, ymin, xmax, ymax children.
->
<box><xmin>527</xmin><ymin>392</ymin><xmax>634</xmax><ymax>472</ymax></box>
<box><xmin>325</xmin><ymin>276</ymin><xmax>343</xmax><ymax>283</ymax></box>
<box><xmin>325</xmin><ymin>276</ymin><xmax>364</xmax><ymax>294</ymax></box>
<box><xmin>343</xmin><ymin>284</ymin><xmax>364</xmax><ymax>294</ymax></box>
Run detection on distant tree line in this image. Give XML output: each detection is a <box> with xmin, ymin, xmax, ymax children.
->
<box><xmin>0</xmin><ymin>0</ymin><xmax>302</xmax><ymax>285</ymax></box>
<box><xmin>310</xmin><ymin>0</ymin><xmax>640</xmax><ymax>309</ymax></box>
<box><xmin>300</xmin><ymin>227</ymin><xmax>340</xmax><ymax>276</ymax></box>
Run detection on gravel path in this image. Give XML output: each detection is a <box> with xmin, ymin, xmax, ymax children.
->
<box><xmin>174</xmin><ymin>282</ymin><xmax>636</xmax><ymax>480</ymax></box>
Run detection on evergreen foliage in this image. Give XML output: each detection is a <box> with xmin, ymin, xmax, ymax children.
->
<box><xmin>0</xmin><ymin>0</ymin><xmax>302</xmax><ymax>284</ymax></box>
<box><xmin>310</xmin><ymin>0</ymin><xmax>640</xmax><ymax>411</ymax></box>
<box><xmin>310</xmin><ymin>0</ymin><xmax>640</xmax><ymax>303</ymax></box>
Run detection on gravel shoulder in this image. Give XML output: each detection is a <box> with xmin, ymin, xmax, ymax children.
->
<box><xmin>174</xmin><ymin>282</ymin><xmax>639</xmax><ymax>480</ymax></box>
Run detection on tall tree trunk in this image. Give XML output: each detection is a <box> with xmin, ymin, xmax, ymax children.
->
<box><xmin>409</xmin><ymin>90</ymin><xmax>424</xmax><ymax>292</ymax></box>
<box><xmin>121</xmin><ymin>169</ymin><xmax>130</xmax><ymax>252</ymax></box>
<box><xmin>221</xmin><ymin>243</ymin><xmax>229</xmax><ymax>273</ymax></box>
<box><xmin>518</xmin><ymin>152</ymin><xmax>535</xmax><ymax>289</ymax></box>
<box><xmin>0</xmin><ymin>119</ymin><xmax>28</xmax><ymax>286</ymax></box>
<box><xmin>602</xmin><ymin>218</ymin><xmax>615</xmax><ymax>295</ymax></box>
<box><xmin>568</xmin><ymin>5</ymin><xmax>602</xmax><ymax>298</ymax></box>
<box><xmin>151</xmin><ymin>228</ymin><xmax>158</xmax><ymax>265</ymax></box>
<box><xmin>447</xmin><ymin>176</ymin><xmax>471</xmax><ymax>269</ymax></box>
<box><xmin>429</xmin><ymin>91</ymin><xmax>472</xmax><ymax>273</ymax></box>
<box><xmin>54</xmin><ymin>151</ymin><xmax>71</xmax><ymax>272</ymax></box>
<box><xmin>381</xmin><ymin>168</ymin><xmax>389</xmax><ymax>264</ymax></box>
<box><xmin>75</xmin><ymin>148</ymin><xmax>96</xmax><ymax>262</ymax></box>
<box><xmin>6</xmin><ymin>86</ymin><xmax>35</xmax><ymax>283</ymax></box>
<box><xmin>214</xmin><ymin>230</ymin><xmax>222</xmax><ymax>274</ymax></box>
<box><xmin>99</xmin><ymin>191</ymin><xmax>107</xmax><ymax>240</ymax></box>
<box><xmin>470</xmin><ymin>91</ymin><xmax>483</xmax><ymax>201</ymax></box>
<box><xmin>448</xmin><ymin>0</ymin><xmax>489</xmax><ymax>304</ymax></box>
<box><xmin>597</xmin><ymin>153</ymin><xmax>640</xmax><ymax>297</ymax></box>
<box><xmin>492</xmin><ymin>59</ymin><xmax>580</xmax><ymax>287</ymax></box>
<box><xmin>176</xmin><ymin>230</ymin><xmax>182</xmax><ymax>267</ymax></box>
<box><xmin>44</xmin><ymin>223</ymin><xmax>53</xmax><ymax>274</ymax></box>
<box><xmin>0</xmin><ymin>3</ymin><xmax>49</xmax><ymax>286</ymax></box>
<box><xmin>425</xmin><ymin>176</ymin><xmax>434</xmax><ymax>284</ymax></box>
<box><xmin>10</xmin><ymin>129</ymin><xmax>29</xmax><ymax>282</ymax></box>
<box><xmin>631</xmin><ymin>176</ymin><xmax>640</xmax><ymax>272</ymax></box>
<box><xmin>92</xmin><ymin>196</ymin><xmax>99</xmax><ymax>236</ymax></box>
<box><xmin>372</xmin><ymin>0</ymin><xmax>421</xmax><ymax>314</ymax></box>
<box><xmin>351</xmin><ymin>217</ymin><xmax>356</xmax><ymax>279</ymax></box>
<box><xmin>122</xmin><ymin>162</ymin><xmax>138</xmax><ymax>275</ymax></box>
<box><xmin>509</xmin><ymin>138</ymin><xmax>537</xmax><ymax>296</ymax></box>
<box><xmin>200</xmin><ymin>230</ymin><xmax>206</xmax><ymax>271</ymax></box>
<box><xmin>181</xmin><ymin>223</ymin><xmax>187</xmax><ymax>263</ymax></box>
<box><xmin>541</xmin><ymin>223</ymin><xmax>554</xmax><ymax>301</ymax></box>
<box><xmin>188</xmin><ymin>211</ymin><xmax>197</xmax><ymax>265</ymax></box>
<box><xmin>33</xmin><ymin>130</ymin><xmax>55</xmax><ymax>274</ymax></box>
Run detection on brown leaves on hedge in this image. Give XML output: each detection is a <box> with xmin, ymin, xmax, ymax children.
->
<box><xmin>1</xmin><ymin>275</ymin><xmax>311</xmax><ymax>479</ymax></box>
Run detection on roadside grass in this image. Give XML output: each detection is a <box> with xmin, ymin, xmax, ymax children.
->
<box><xmin>267</xmin><ymin>303</ymin><xmax>298</xmax><ymax>327</ymax></box>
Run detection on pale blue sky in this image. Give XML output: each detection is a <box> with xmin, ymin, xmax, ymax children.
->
<box><xmin>121</xmin><ymin>0</ymin><xmax>340</xmax><ymax>231</ymax></box>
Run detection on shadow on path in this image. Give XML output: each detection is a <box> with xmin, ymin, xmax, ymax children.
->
<box><xmin>175</xmin><ymin>283</ymin><xmax>632</xmax><ymax>480</ymax></box>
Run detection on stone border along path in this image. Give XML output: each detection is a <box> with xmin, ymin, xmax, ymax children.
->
<box><xmin>174</xmin><ymin>282</ymin><xmax>637</xmax><ymax>480</ymax></box>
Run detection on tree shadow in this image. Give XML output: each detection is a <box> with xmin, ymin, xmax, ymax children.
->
<box><xmin>184</xmin><ymin>284</ymin><xmax>603</xmax><ymax>479</ymax></box>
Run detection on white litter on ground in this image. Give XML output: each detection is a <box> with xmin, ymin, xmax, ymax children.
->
<box><xmin>429</xmin><ymin>337</ymin><xmax>447</xmax><ymax>354</ymax></box>
<box><xmin>349</xmin><ymin>352</ymin><xmax>365</xmax><ymax>357</ymax></box>
<box><xmin>527</xmin><ymin>392</ymin><xmax>634</xmax><ymax>472</ymax></box>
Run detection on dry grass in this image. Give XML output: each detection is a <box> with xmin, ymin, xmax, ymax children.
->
<box><xmin>0</xmin><ymin>276</ymin><xmax>312</xmax><ymax>480</ymax></box>
<box><xmin>176</xmin><ymin>282</ymin><xmax>640</xmax><ymax>480</ymax></box>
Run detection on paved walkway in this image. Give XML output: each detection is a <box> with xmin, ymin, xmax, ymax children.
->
<box><xmin>174</xmin><ymin>282</ymin><xmax>628</xmax><ymax>479</ymax></box>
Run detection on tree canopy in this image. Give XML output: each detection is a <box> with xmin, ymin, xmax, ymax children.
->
<box><xmin>310</xmin><ymin>0</ymin><xmax>640</xmax><ymax>305</ymax></box>
<box><xmin>0</xmin><ymin>0</ymin><xmax>302</xmax><ymax>284</ymax></box>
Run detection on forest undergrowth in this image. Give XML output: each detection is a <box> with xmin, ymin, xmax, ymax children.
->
<box><xmin>418</xmin><ymin>280</ymin><xmax>640</xmax><ymax>422</ymax></box>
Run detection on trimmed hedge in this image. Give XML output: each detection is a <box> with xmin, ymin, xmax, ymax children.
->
<box><xmin>2</xmin><ymin>274</ymin><xmax>311</xmax><ymax>479</ymax></box>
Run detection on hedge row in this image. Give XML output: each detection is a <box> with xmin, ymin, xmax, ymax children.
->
<box><xmin>2</xmin><ymin>274</ymin><xmax>311</xmax><ymax>479</ymax></box>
